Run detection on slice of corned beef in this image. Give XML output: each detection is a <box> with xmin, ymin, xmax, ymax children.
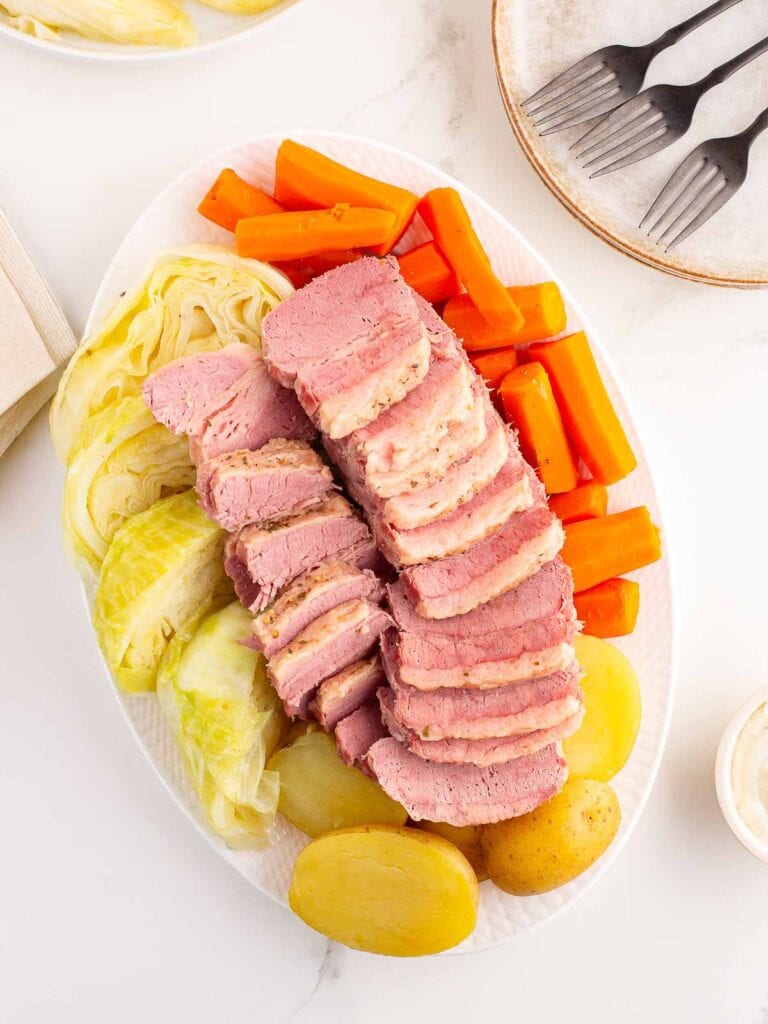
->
<box><xmin>262</xmin><ymin>257</ymin><xmax>431</xmax><ymax>439</ymax></box>
<box><xmin>378</xmin><ymin>687</ymin><xmax>584</xmax><ymax>766</ymax></box>
<box><xmin>142</xmin><ymin>343</ymin><xmax>257</xmax><ymax>436</ymax></box>
<box><xmin>226</xmin><ymin>496</ymin><xmax>376</xmax><ymax>612</ymax></box>
<box><xmin>400</xmin><ymin>494</ymin><xmax>563</xmax><ymax>620</ymax></box>
<box><xmin>310</xmin><ymin>654</ymin><xmax>387</xmax><ymax>731</ymax></box>
<box><xmin>381</xmin><ymin>408</ymin><xmax>511</xmax><ymax>531</ymax></box>
<box><xmin>267</xmin><ymin>599</ymin><xmax>393</xmax><ymax>718</ymax></box>
<box><xmin>375</xmin><ymin>444</ymin><xmax>534</xmax><ymax>566</ymax></box>
<box><xmin>335</xmin><ymin>703</ymin><xmax>389</xmax><ymax>770</ymax></box>
<box><xmin>248</xmin><ymin>560</ymin><xmax>385</xmax><ymax>658</ymax></box>
<box><xmin>196</xmin><ymin>439</ymin><xmax>334</xmax><ymax>532</ymax></box>
<box><xmin>365</xmin><ymin>738</ymin><xmax>568</xmax><ymax>826</ymax></box>
<box><xmin>386</xmin><ymin>558</ymin><xmax>577</xmax><ymax>688</ymax></box>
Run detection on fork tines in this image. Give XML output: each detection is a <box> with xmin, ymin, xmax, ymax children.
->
<box><xmin>641</xmin><ymin>150</ymin><xmax>733</xmax><ymax>250</ymax></box>
<box><xmin>570</xmin><ymin>93</ymin><xmax>672</xmax><ymax>177</ymax></box>
<box><xmin>523</xmin><ymin>54</ymin><xmax>624</xmax><ymax>134</ymax></box>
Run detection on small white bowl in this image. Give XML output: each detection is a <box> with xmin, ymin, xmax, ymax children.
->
<box><xmin>715</xmin><ymin>684</ymin><xmax>768</xmax><ymax>866</ymax></box>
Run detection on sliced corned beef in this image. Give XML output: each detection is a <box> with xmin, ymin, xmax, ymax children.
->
<box><xmin>381</xmin><ymin>408</ymin><xmax>511</xmax><ymax>531</ymax></box>
<box><xmin>197</xmin><ymin>439</ymin><xmax>334</xmax><ymax>532</ymax></box>
<box><xmin>248</xmin><ymin>560</ymin><xmax>385</xmax><ymax>658</ymax></box>
<box><xmin>386</xmin><ymin>559</ymin><xmax>577</xmax><ymax>688</ymax></box>
<box><xmin>365</xmin><ymin>738</ymin><xmax>568</xmax><ymax>826</ymax></box>
<box><xmin>311</xmin><ymin>654</ymin><xmax>386</xmax><ymax>731</ymax></box>
<box><xmin>226</xmin><ymin>496</ymin><xmax>376</xmax><ymax>612</ymax></box>
<box><xmin>375</xmin><ymin>445</ymin><xmax>533</xmax><ymax>566</ymax></box>
<box><xmin>378</xmin><ymin>687</ymin><xmax>584</xmax><ymax>766</ymax></box>
<box><xmin>268</xmin><ymin>599</ymin><xmax>393</xmax><ymax>718</ymax></box>
<box><xmin>335</xmin><ymin>703</ymin><xmax>389</xmax><ymax>769</ymax></box>
<box><xmin>400</xmin><ymin>498</ymin><xmax>563</xmax><ymax>620</ymax></box>
<box><xmin>262</xmin><ymin>257</ymin><xmax>431</xmax><ymax>439</ymax></box>
<box><xmin>142</xmin><ymin>343</ymin><xmax>257</xmax><ymax>436</ymax></box>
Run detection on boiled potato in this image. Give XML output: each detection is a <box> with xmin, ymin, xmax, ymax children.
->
<box><xmin>564</xmin><ymin>634</ymin><xmax>642</xmax><ymax>782</ymax></box>
<box><xmin>481</xmin><ymin>778</ymin><xmax>620</xmax><ymax>895</ymax></box>
<box><xmin>289</xmin><ymin>825</ymin><xmax>479</xmax><ymax>956</ymax></box>
<box><xmin>419</xmin><ymin>821</ymin><xmax>489</xmax><ymax>881</ymax></box>
<box><xmin>267</xmin><ymin>731</ymin><xmax>406</xmax><ymax>838</ymax></box>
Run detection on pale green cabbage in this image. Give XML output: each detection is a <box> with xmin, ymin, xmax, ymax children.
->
<box><xmin>157</xmin><ymin>602</ymin><xmax>287</xmax><ymax>848</ymax></box>
<box><xmin>0</xmin><ymin>0</ymin><xmax>196</xmax><ymax>46</ymax></box>
<box><xmin>63</xmin><ymin>395</ymin><xmax>194</xmax><ymax>578</ymax></box>
<box><xmin>51</xmin><ymin>245</ymin><xmax>293</xmax><ymax>462</ymax></box>
<box><xmin>93</xmin><ymin>489</ymin><xmax>232</xmax><ymax>694</ymax></box>
<box><xmin>195</xmin><ymin>0</ymin><xmax>281</xmax><ymax>12</ymax></box>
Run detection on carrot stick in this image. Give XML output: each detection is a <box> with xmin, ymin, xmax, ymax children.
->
<box><xmin>575</xmin><ymin>579</ymin><xmax>640</xmax><ymax>638</ymax></box>
<box><xmin>562</xmin><ymin>507</ymin><xmax>661</xmax><ymax>592</ymax></box>
<box><xmin>396</xmin><ymin>241</ymin><xmax>459</xmax><ymax>304</ymax></box>
<box><xmin>235</xmin><ymin>205</ymin><xmax>396</xmax><ymax>262</ymax></box>
<box><xmin>549</xmin><ymin>481</ymin><xmax>608</xmax><ymax>524</ymax></box>
<box><xmin>418</xmin><ymin>189</ymin><xmax>524</xmax><ymax>331</ymax></box>
<box><xmin>469</xmin><ymin>347</ymin><xmax>518</xmax><ymax>390</ymax></box>
<box><xmin>198</xmin><ymin>169</ymin><xmax>284</xmax><ymax>232</ymax></box>
<box><xmin>498</xmin><ymin>363</ymin><xmax>579</xmax><ymax>494</ymax></box>
<box><xmin>527</xmin><ymin>332</ymin><xmax>637</xmax><ymax>485</ymax></box>
<box><xmin>443</xmin><ymin>282</ymin><xmax>566</xmax><ymax>351</ymax></box>
<box><xmin>274</xmin><ymin>140</ymin><xmax>418</xmax><ymax>255</ymax></box>
<box><xmin>275</xmin><ymin>249</ymin><xmax>363</xmax><ymax>288</ymax></box>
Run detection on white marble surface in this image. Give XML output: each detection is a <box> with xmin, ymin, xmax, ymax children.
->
<box><xmin>1</xmin><ymin>1</ymin><xmax>767</xmax><ymax>1021</ymax></box>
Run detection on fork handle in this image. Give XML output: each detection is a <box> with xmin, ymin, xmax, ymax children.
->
<box><xmin>649</xmin><ymin>0</ymin><xmax>744</xmax><ymax>55</ymax></box>
<box><xmin>744</xmin><ymin>105</ymin><xmax>768</xmax><ymax>143</ymax></box>
<box><xmin>697</xmin><ymin>35</ymin><xmax>768</xmax><ymax>91</ymax></box>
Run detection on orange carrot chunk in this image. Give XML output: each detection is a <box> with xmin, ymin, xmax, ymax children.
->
<box><xmin>274</xmin><ymin>140</ymin><xmax>418</xmax><ymax>255</ymax></box>
<box><xmin>549</xmin><ymin>481</ymin><xmax>608</xmax><ymax>524</ymax></box>
<box><xmin>443</xmin><ymin>282</ymin><xmax>566</xmax><ymax>351</ymax></box>
<box><xmin>562</xmin><ymin>507</ymin><xmax>661</xmax><ymax>592</ymax></box>
<box><xmin>275</xmin><ymin>249</ymin><xmax>363</xmax><ymax>288</ymax></box>
<box><xmin>235</xmin><ymin>205</ymin><xmax>396</xmax><ymax>262</ymax></box>
<box><xmin>418</xmin><ymin>188</ymin><xmax>524</xmax><ymax>331</ymax></box>
<box><xmin>527</xmin><ymin>332</ymin><xmax>637</xmax><ymax>485</ymax></box>
<box><xmin>498</xmin><ymin>363</ymin><xmax>579</xmax><ymax>494</ymax></box>
<box><xmin>575</xmin><ymin>579</ymin><xmax>640</xmax><ymax>638</ymax></box>
<box><xmin>396</xmin><ymin>241</ymin><xmax>459</xmax><ymax>304</ymax></box>
<box><xmin>198</xmin><ymin>168</ymin><xmax>284</xmax><ymax>232</ymax></box>
<box><xmin>469</xmin><ymin>347</ymin><xmax>519</xmax><ymax>390</ymax></box>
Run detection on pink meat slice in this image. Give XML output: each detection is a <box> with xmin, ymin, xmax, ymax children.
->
<box><xmin>267</xmin><ymin>599</ymin><xmax>393</xmax><ymax>718</ymax></box>
<box><xmin>226</xmin><ymin>495</ymin><xmax>376</xmax><ymax>612</ymax></box>
<box><xmin>196</xmin><ymin>439</ymin><xmax>335</xmax><ymax>532</ymax></box>
<box><xmin>365</xmin><ymin>738</ymin><xmax>568</xmax><ymax>826</ymax></box>
<box><xmin>375</xmin><ymin>443</ymin><xmax>533</xmax><ymax>566</ymax></box>
<box><xmin>262</xmin><ymin>257</ymin><xmax>431</xmax><ymax>438</ymax></box>
<box><xmin>335</xmin><ymin>703</ymin><xmax>389</xmax><ymax>769</ymax></box>
<box><xmin>311</xmin><ymin>654</ymin><xmax>387</xmax><ymax>731</ymax></box>
<box><xmin>378</xmin><ymin>687</ymin><xmax>584</xmax><ymax>766</ymax></box>
<box><xmin>248</xmin><ymin>560</ymin><xmax>385</xmax><ymax>659</ymax></box>
<box><xmin>142</xmin><ymin>343</ymin><xmax>257</xmax><ymax>435</ymax></box>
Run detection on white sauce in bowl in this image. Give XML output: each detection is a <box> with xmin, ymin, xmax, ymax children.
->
<box><xmin>731</xmin><ymin>702</ymin><xmax>768</xmax><ymax>847</ymax></box>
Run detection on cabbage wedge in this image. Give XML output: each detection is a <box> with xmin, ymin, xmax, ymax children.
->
<box><xmin>51</xmin><ymin>245</ymin><xmax>293</xmax><ymax>462</ymax></box>
<box><xmin>196</xmin><ymin>0</ymin><xmax>281</xmax><ymax>12</ymax></box>
<box><xmin>93</xmin><ymin>490</ymin><xmax>231</xmax><ymax>693</ymax></box>
<box><xmin>0</xmin><ymin>0</ymin><xmax>196</xmax><ymax>46</ymax></box>
<box><xmin>157</xmin><ymin>602</ymin><xmax>287</xmax><ymax>848</ymax></box>
<box><xmin>63</xmin><ymin>395</ymin><xmax>194</xmax><ymax>577</ymax></box>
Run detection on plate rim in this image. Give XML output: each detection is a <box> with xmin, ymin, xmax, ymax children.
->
<box><xmin>490</xmin><ymin>0</ymin><xmax>768</xmax><ymax>290</ymax></box>
<box><xmin>0</xmin><ymin>0</ymin><xmax>309</xmax><ymax>63</ymax></box>
<box><xmin>81</xmin><ymin>129</ymin><xmax>679</xmax><ymax>952</ymax></box>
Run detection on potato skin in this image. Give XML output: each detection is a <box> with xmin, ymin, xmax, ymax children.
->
<box><xmin>564</xmin><ymin>634</ymin><xmax>642</xmax><ymax>782</ymax></box>
<box><xmin>419</xmin><ymin>821</ymin><xmax>489</xmax><ymax>881</ymax></box>
<box><xmin>481</xmin><ymin>779</ymin><xmax>621</xmax><ymax>896</ymax></box>
<box><xmin>289</xmin><ymin>825</ymin><xmax>479</xmax><ymax>956</ymax></box>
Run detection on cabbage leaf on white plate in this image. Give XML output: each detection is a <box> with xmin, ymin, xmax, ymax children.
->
<box><xmin>93</xmin><ymin>489</ymin><xmax>231</xmax><ymax>694</ymax></box>
<box><xmin>0</xmin><ymin>0</ymin><xmax>196</xmax><ymax>46</ymax></box>
<box><xmin>195</xmin><ymin>0</ymin><xmax>282</xmax><ymax>12</ymax></box>
<box><xmin>63</xmin><ymin>394</ymin><xmax>194</xmax><ymax>577</ymax></box>
<box><xmin>157</xmin><ymin>601</ymin><xmax>287</xmax><ymax>848</ymax></box>
<box><xmin>50</xmin><ymin>245</ymin><xmax>293</xmax><ymax>462</ymax></box>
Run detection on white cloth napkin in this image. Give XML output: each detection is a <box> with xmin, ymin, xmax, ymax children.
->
<box><xmin>0</xmin><ymin>208</ymin><xmax>76</xmax><ymax>458</ymax></box>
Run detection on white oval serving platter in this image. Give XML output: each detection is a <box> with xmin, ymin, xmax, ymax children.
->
<box><xmin>0</xmin><ymin>0</ymin><xmax>307</xmax><ymax>62</ymax></box>
<box><xmin>81</xmin><ymin>131</ymin><xmax>677</xmax><ymax>953</ymax></box>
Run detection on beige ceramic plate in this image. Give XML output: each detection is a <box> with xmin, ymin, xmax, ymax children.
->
<box><xmin>493</xmin><ymin>0</ymin><xmax>768</xmax><ymax>287</ymax></box>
